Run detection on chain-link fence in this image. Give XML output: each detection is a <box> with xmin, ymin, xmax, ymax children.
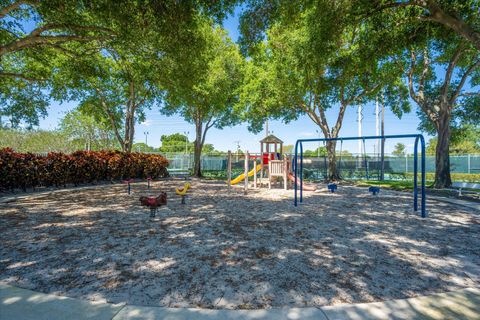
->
<box><xmin>158</xmin><ymin>152</ymin><xmax>480</xmax><ymax>182</ymax></box>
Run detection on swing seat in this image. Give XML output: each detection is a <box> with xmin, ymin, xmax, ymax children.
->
<box><xmin>368</xmin><ymin>186</ymin><xmax>380</xmax><ymax>195</ymax></box>
<box><xmin>327</xmin><ymin>183</ymin><xmax>337</xmax><ymax>193</ymax></box>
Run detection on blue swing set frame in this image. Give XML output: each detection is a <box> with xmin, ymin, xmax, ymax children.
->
<box><xmin>293</xmin><ymin>134</ymin><xmax>427</xmax><ymax>218</ymax></box>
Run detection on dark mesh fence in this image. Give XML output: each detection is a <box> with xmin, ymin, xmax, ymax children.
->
<box><xmin>158</xmin><ymin>152</ymin><xmax>480</xmax><ymax>182</ymax></box>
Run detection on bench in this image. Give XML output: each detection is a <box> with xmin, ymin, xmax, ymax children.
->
<box><xmin>168</xmin><ymin>169</ymin><xmax>191</xmax><ymax>180</ymax></box>
<box><xmin>451</xmin><ymin>182</ymin><xmax>480</xmax><ymax>196</ymax></box>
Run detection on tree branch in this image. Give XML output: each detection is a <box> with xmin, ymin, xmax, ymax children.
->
<box><xmin>29</xmin><ymin>23</ymin><xmax>112</xmax><ymax>37</ymax></box>
<box><xmin>0</xmin><ymin>72</ymin><xmax>43</xmax><ymax>82</ymax></box>
<box><xmin>408</xmin><ymin>50</ymin><xmax>421</xmax><ymax>105</ymax></box>
<box><xmin>440</xmin><ymin>44</ymin><xmax>464</xmax><ymax>99</ymax></box>
<box><xmin>450</xmin><ymin>60</ymin><xmax>480</xmax><ymax>104</ymax></box>
<box><xmin>408</xmin><ymin>49</ymin><xmax>438</xmax><ymax>123</ymax></box>
<box><xmin>94</xmin><ymin>88</ymin><xmax>124</xmax><ymax>147</ymax></box>
<box><xmin>0</xmin><ymin>0</ymin><xmax>35</xmax><ymax>19</ymax></box>
<box><xmin>361</xmin><ymin>1</ymin><xmax>419</xmax><ymax>19</ymax></box>
<box><xmin>317</xmin><ymin>104</ymin><xmax>331</xmax><ymax>138</ymax></box>
<box><xmin>422</xmin><ymin>0</ymin><xmax>480</xmax><ymax>52</ymax></box>
<box><xmin>1</xmin><ymin>34</ymin><xmax>105</xmax><ymax>56</ymax></box>
<box><xmin>332</xmin><ymin>102</ymin><xmax>347</xmax><ymax>138</ymax></box>
<box><xmin>458</xmin><ymin>92</ymin><xmax>480</xmax><ymax>98</ymax></box>
<box><xmin>418</xmin><ymin>46</ymin><xmax>430</xmax><ymax>100</ymax></box>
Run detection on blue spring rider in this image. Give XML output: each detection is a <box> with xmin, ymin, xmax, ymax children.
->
<box><xmin>327</xmin><ymin>183</ymin><xmax>337</xmax><ymax>193</ymax></box>
<box><xmin>368</xmin><ymin>186</ymin><xmax>380</xmax><ymax>195</ymax></box>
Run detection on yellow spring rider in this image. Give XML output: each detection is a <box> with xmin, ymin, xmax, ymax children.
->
<box><xmin>175</xmin><ymin>182</ymin><xmax>190</xmax><ymax>204</ymax></box>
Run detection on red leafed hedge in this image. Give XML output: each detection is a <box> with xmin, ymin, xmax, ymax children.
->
<box><xmin>0</xmin><ymin>148</ymin><xmax>169</xmax><ymax>192</ymax></box>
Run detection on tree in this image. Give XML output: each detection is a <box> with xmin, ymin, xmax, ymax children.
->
<box><xmin>0</xmin><ymin>0</ymin><xmax>115</xmax><ymax>127</ymax></box>
<box><xmin>355</xmin><ymin>1</ymin><xmax>480</xmax><ymax>52</ymax></box>
<box><xmin>159</xmin><ymin>133</ymin><xmax>193</xmax><ymax>153</ymax></box>
<box><xmin>132</xmin><ymin>143</ymin><xmax>158</xmax><ymax>153</ymax></box>
<box><xmin>239</xmin><ymin>1</ymin><xmax>480</xmax><ymax>53</ymax></box>
<box><xmin>59</xmin><ymin>108</ymin><xmax>119</xmax><ymax>151</ymax></box>
<box><xmin>283</xmin><ymin>145</ymin><xmax>294</xmax><ymax>154</ymax></box>
<box><xmin>407</xmin><ymin>37</ymin><xmax>479</xmax><ymax>187</ymax></box>
<box><xmin>239</xmin><ymin>3</ymin><xmax>409</xmax><ymax>180</ymax></box>
<box><xmin>162</xmin><ymin>21</ymin><xmax>244</xmax><ymax>177</ymax></box>
<box><xmin>426</xmin><ymin>125</ymin><xmax>480</xmax><ymax>155</ymax></box>
<box><xmin>53</xmin><ymin>41</ymin><xmax>163</xmax><ymax>153</ymax></box>
<box><xmin>303</xmin><ymin>147</ymin><xmax>328</xmax><ymax>157</ymax></box>
<box><xmin>0</xmin><ymin>0</ymin><xmax>237</xmax><ymax>127</ymax></box>
<box><xmin>392</xmin><ymin>143</ymin><xmax>407</xmax><ymax>156</ymax></box>
<box><xmin>0</xmin><ymin>127</ymin><xmax>72</xmax><ymax>153</ymax></box>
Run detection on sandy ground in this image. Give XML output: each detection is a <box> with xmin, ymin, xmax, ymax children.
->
<box><xmin>0</xmin><ymin>179</ymin><xmax>479</xmax><ymax>309</ymax></box>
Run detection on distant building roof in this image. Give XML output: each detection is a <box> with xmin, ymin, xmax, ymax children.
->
<box><xmin>260</xmin><ymin>134</ymin><xmax>283</xmax><ymax>144</ymax></box>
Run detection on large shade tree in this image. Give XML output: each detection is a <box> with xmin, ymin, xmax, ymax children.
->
<box><xmin>239</xmin><ymin>1</ymin><xmax>480</xmax><ymax>53</ymax></box>
<box><xmin>0</xmin><ymin>0</ymin><xmax>116</xmax><ymax>126</ymax></box>
<box><xmin>407</xmin><ymin>37</ymin><xmax>479</xmax><ymax>187</ymax></box>
<box><xmin>0</xmin><ymin>0</ymin><xmax>237</xmax><ymax>127</ymax></box>
<box><xmin>239</xmin><ymin>3</ymin><xmax>409</xmax><ymax>180</ymax></box>
<box><xmin>355</xmin><ymin>0</ymin><xmax>480</xmax><ymax>52</ymax></box>
<box><xmin>53</xmin><ymin>43</ymin><xmax>163</xmax><ymax>153</ymax></box>
<box><xmin>364</xmin><ymin>5</ymin><xmax>480</xmax><ymax>188</ymax></box>
<box><xmin>162</xmin><ymin>21</ymin><xmax>244</xmax><ymax>177</ymax></box>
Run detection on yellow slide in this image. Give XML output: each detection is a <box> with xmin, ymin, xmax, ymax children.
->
<box><xmin>230</xmin><ymin>164</ymin><xmax>262</xmax><ymax>185</ymax></box>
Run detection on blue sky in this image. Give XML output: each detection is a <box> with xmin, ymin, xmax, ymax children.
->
<box><xmin>38</xmin><ymin>7</ymin><xmax>430</xmax><ymax>154</ymax></box>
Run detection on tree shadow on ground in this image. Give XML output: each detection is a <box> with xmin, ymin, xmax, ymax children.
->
<box><xmin>0</xmin><ymin>180</ymin><xmax>479</xmax><ymax>309</ymax></box>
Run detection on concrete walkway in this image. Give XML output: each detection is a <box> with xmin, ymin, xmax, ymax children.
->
<box><xmin>1</xmin><ymin>284</ymin><xmax>479</xmax><ymax>320</ymax></box>
<box><xmin>428</xmin><ymin>195</ymin><xmax>480</xmax><ymax>212</ymax></box>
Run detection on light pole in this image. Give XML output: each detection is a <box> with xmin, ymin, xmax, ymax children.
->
<box><xmin>316</xmin><ymin>129</ymin><xmax>321</xmax><ymax>158</ymax></box>
<box><xmin>234</xmin><ymin>140</ymin><xmax>241</xmax><ymax>162</ymax></box>
<box><xmin>184</xmin><ymin>131</ymin><xmax>189</xmax><ymax>154</ymax></box>
<box><xmin>144</xmin><ymin>131</ymin><xmax>149</xmax><ymax>152</ymax></box>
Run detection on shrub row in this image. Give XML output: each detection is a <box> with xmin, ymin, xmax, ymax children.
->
<box><xmin>0</xmin><ymin>148</ymin><xmax>169</xmax><ymax>191</ymax></box>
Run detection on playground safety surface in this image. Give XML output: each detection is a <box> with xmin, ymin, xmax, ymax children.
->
<box><xmin>1</xmin><ymin>179</ymin><xmax>479</xmax><ymax>309</ymax></box>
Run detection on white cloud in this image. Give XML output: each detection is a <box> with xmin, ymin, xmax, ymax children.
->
<box><xmin>140</xmin><ymin>119</ymin><xmax>155</xmax><ymax>127</ymax></box>
<box><xmin>299</xmin><ymin>132</ymin><xmax>316</xmax><ymax>137</ymax></box>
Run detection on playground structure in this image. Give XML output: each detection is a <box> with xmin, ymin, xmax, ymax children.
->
<box><xmin>293</xmin><ymin>134</ymin><xmax>427</xmax><ymax>218</ymax></box>
<box><xmin>227</xmin><ymin>134</ymin><xmax>317</xmax><ymax>192</ymax></box>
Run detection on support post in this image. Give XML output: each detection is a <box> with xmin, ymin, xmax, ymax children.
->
<box><xmin>363</xmin><ymin>138</ymin><xmax>369</xmax><ymax>180</ymax></box>
<box><xmin>244</xmin><ymin>151</ymin><xmax>249</xmax><ymax>194</ymax></box>
<box><xmin>380</xmin><ymin>93</ymin><xmax>385</xmax><ymax>180</ymax></box>
<box><xmin>227</xmin><ymin>150</ymin><xmax>232</xmax><ymax>191</ymax></box>
<box><xmin>294</xmin><ymin>142</ymin><xmax>298</xmax><ymax>206</ymax></box>
<box><xmin>284</xmin><ymin>155</ymin><xmax>288</xmax><ymax>190</ymax></box>
<box><xmin>254</xmin><ymin>157</ymin><xmax>257</xmax><ymax>189</ymax></box>
<box><xmin>421</xmin><ymin>136</ymin><xmax>426</xmax><ymax>218</ymax></box>
<box><xmin>414</xmin><ymin>134</ymin><xmax>427</xmax><ymax>217</ymax></box>
<box><xmin>300</xmin><ymin>142</ymin><xmax>304</xmax><ymax>202</ymax></box>
<box><xmin>260</xmin><ymin>143</ymin><xmax>264</xmax><ymax>183</ymax></box>
<box><xmin>414</xmin><ymin>142</ymin><xmax>418</xmax><ymax>212</ymax></box>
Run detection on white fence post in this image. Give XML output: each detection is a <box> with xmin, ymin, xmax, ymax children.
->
<box><xmin>405</xmin><ymin>154</ymin><xmax>408</xmax><ymax>173</ymax></box>
<box><xmin>468</xmin><ymin>154</ymin><xmax>471</xmax><ymax>174</ymax></box>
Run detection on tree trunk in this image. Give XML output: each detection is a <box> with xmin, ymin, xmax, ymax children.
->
<box><xmin>123</xmin><ymin>111</ymin><xmax>134</xmax><ymax>153</ymax></box>
<box><xmin>193</xmin><ymin>121</ymin><xmax>203</xmax><ymax>177</ymax></box>
<box><xmin>434</xmin><ymin>114</ymin><xmax>452</xmax><ymax>188</ymax></box>
<box><xmin>326</xmin><ymin>141</ymin><xmax>340</xmax><ymax>181</ymax></box>
<box><xmin>123</xmin><ymin>81</ymin><xmax>136</xmax><ymax>153</ymax></box>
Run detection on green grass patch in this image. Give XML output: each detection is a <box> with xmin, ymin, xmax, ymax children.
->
<box><xmin>356</xmin><ymin>180</ymin><xmax>421</xmax><ymax>191</ymax></box>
